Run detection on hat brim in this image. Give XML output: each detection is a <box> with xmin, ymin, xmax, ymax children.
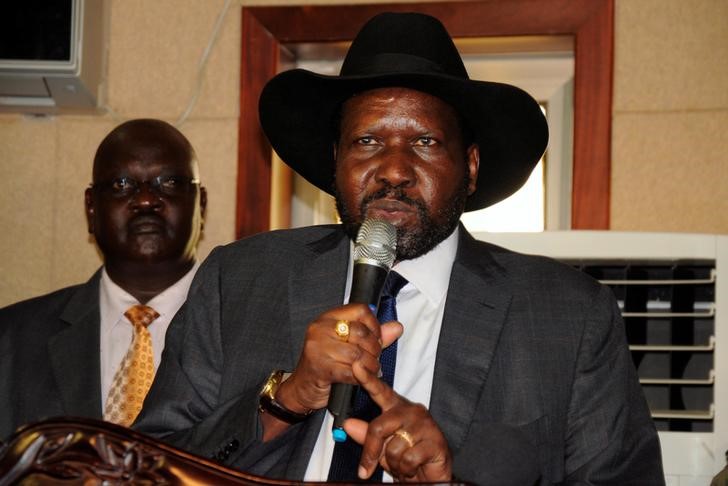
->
<box><xmin>259</xmin><ymin>69</ymin><xmax>548</xmax><ymax>212</ymax></box>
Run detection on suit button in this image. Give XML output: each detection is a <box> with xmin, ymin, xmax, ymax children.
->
<box><xmin>229</xmin><ymin>439</ymin><xmax>239</xmax><ymax>451</ymax></box>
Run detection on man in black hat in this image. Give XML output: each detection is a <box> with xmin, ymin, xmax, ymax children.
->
<box><xmin>136</xmin><ymin>12</ymin><xmax>664</xmax><ymax>484</ymax></box>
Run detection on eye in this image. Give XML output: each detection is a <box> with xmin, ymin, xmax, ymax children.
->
<box><xmin>414</xmin><ymin>136</ymin><xmax>437</xmax><ymax>146</ymax></box>
<box><xmin>158</xmin><ymin>176</ymin><xmax>180</xmax><ymax>190</ymax></box>
<box><xmin>111</xmin><ymin>177</ymin><xmax>135</xmax><ymax>192</ymax></box>
<box><xmin>356</xmin><ymin>136</ymin><xmax>377</xmax><ymax>145</ymax></box>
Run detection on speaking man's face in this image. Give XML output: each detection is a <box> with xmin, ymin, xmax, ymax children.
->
<box><xmin>334</xmin><ymin>87</ymin><xmax>479</xmax><ymax>260</ymax></box>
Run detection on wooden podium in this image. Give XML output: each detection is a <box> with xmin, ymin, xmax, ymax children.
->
<box><xmin>0</xmin><ymin>417</ymin><xmax>469</xmax><ymax>485</ymax></box>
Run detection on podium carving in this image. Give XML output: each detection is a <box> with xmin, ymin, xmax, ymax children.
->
<box><xmin>0</xmin><ymin>417</ymin><xmax>289</xmax><ymax>485</ymax></box>
<box><xmin>0</xmin><ymin>417</ymin><xmax>469</xmax><ymax>485</ymax></box>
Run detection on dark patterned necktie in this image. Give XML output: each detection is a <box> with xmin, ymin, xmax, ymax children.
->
<box><xmin>328</xmin><ymin>271</ymin><xmax>409</xmax><ymax>482</ymax></box>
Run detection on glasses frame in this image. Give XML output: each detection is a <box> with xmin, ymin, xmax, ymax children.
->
<box><xmin>90</xmin><ymin>175</ymin><xmax>201</xmax><ymax>198</ymax></box>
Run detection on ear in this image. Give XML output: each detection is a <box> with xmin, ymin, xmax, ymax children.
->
<box><xmin>84</xmin><ymin>187</ymin><xmax>95</xmax><ymax>234</ymax></box>
<box><xmin>199</xmin><ymin>186</ymin><xmax>208</xmax><ymax>231</ymax></box>
<box><xmin>466</xmin><ymin>143</ymin><xmax>480</xmax><ymax>195</ymax></box>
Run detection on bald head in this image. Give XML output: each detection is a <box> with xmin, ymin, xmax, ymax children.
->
<box><xmin>85</xmin><ymin>118</ymin><xmax>207</xmax><ymax>303</ymax></box>
<box><xmin>92</xmin><ymin>119</ymin><xmax>199</xmax><ymax>182</ymax></box>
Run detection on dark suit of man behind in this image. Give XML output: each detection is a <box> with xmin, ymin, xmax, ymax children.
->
<box><xmin>0</xmin><ymin>119</ymin><xmax>206</xmax><ymax>440</ymax></box>
<box><xmin>0</xmin><ymin>275</ymin><xmax>104</xmax><ymax>435</ymax></box>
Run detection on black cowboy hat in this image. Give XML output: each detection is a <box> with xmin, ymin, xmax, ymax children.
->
<box><xmin>258</xmin><ymin>12</ymin><xmax>549</xmax><ymax>211</ymax></box>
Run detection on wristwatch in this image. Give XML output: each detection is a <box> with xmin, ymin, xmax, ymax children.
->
<box><xmin>258</xmin><ymin>370</ymin><xmax>312</xmax><ymax>424</ymax></box>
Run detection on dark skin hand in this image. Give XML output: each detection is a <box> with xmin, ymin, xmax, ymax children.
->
<box><xmin>344</xmin><ymin>360</ymin><xmax>452</xmax><ymax>482</ymax></box>
<box><xmin>260</xmin><ymin>303</ymin><xmax>451</xmax><ymax>482</ymax></box>
<box><xmin>261</xmin><ymin>303</ymin><xmax>402</xmax><ymax>440</ymax></box>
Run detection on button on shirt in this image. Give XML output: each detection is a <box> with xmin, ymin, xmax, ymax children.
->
<box><xmin>304</xmin><ymin>227</ymin><xmax>459</xmax><ymax>481</ymax></box>
<box><xmin>99</xmin><ymin>264</ymin><xmax>198</xmax><ymax>411</ymax></box>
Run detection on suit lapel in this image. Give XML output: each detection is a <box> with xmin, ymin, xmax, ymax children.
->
<box><xmin>48</xmin><ymin>271</ymin><xmax>103</xmax><ymax>418</ymax></box>
<box><xmin>430</xmin><ymin>228</ymin><xmax>513</xmax><ymax>451</ymax></box>
<box><xmin>283</xmin><ymin>226</ymin><xmax>509</xmax><ymax>470</ymax></box>
<box><xmin>287</xmin><ymin>228</ymin><xmax>350</xmax><ymax>363</ymax></box>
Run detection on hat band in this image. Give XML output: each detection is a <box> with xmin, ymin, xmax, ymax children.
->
<box><xmin>341</xmin><ymin>53</ymin><xmax>457</xmax><ymax>77</ymax></box>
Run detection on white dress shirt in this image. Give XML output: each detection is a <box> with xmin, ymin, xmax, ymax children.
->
<box><xmin>99</xmin><ymin>264</ymin><xmax>198</xmax><ymax>409</ymax></box>
<box><xmin>304</xmin><ymin>227</ymin><xmax>459</xmax><ymax>481</ymax></box>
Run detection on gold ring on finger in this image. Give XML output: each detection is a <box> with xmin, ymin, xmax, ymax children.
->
<box><xmin>335</xmin><ymin>319</ymin><xmax>350</xmax><ymax>342</ymax></box>
<box><xmin>394</xmin><ymin>429</ymin><xmax>415</xmax><ymax>448</ymax></box>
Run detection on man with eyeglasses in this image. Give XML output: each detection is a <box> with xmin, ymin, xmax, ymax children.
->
<box><xmin>0</xmin><ymin>118</ymin><xmax>207</xmax><ymax>439</ymax></box>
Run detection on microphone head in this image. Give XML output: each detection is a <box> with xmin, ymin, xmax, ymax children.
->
<box><xmin>353</xmin><ymin>218</ymin><xmax>397</xmax><ymax>269</ymax></box>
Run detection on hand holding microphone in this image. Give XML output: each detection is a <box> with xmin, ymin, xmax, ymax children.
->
<box><xmin>327</xmin><ymin>218</ymin><xmax>397</xmax><ymax>440</ymax></box>
<box><xmin>264</xmin><ymin>219</ymin><xmax>397</xmax><ymax>436</ymax></box>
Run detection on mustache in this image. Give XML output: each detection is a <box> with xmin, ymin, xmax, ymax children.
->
<box><xmin>361</xmin><ymin>186</ymin><xmax>427</xmax><ymax>215</ymax></box>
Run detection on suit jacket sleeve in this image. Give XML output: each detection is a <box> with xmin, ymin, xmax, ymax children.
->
<box><xmin>440</xmin><ymin>236</ymin><xmax>663</xmax><ymax>485</ymax></box>
<box><xmin>560</xmin><ymin>285</ymin><xmax>663</xmax><ymax>484</ymax></box>
<box><xmin>133</xmin><ymin>247</ymin><xmax>302</xmax><ymax>470</ymax></box>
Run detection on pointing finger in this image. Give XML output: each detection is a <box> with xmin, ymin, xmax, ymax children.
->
<box><xmin>352</xmin><ymin>360</ymin><xmax>399</xmax><ymax>413</ymax></box>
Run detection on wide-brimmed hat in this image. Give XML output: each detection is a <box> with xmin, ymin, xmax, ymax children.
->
<box><xmin>258</xmin><ymin>12</ymin><xmax>548</xmax><ymax>211</ymax></box>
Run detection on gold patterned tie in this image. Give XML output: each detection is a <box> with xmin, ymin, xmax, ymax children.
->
<box><xmin>104</xmin><ymin>304</ymin><xmax>159</xmax><ymax>427</ymax></box>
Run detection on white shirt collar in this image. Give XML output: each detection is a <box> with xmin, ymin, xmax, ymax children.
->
<box><xmin>100</xmin><ymin>263</ymin><xmax>199</xmax><ymax>324</ymax></box>
<box><xmin>392</xmin><ymin>226</ymin><xmax>459</xmax><ymax>306</ymax></box>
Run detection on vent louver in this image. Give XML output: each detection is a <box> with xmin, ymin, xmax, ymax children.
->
<box><xmin>571</xmin><ymin>261</ymin><xmax>716</xmax><ymax>431</ymax></box>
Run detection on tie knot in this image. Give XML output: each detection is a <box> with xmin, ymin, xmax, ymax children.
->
<box><xmin>124</xmin><ymin>304</ymin><xmax>160</xmax><ymax>328</ymax></box>
<box><xmin>382</xmin><ymin>271</ymin><xmax>408</xmax><ymax>298</ymax></box>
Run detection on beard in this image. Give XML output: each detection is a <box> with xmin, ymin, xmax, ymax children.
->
<box><xmin>335</xmin><ymin>173</ymin><xmax>470</xmax><ymax>261</ymax></box>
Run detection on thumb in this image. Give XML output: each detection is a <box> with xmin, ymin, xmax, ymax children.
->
<box><xmin>343</xmin><ymin>417</ymin><xmax>378</xmax><ymax>480</ymax></box>
<box><xmin>380</xmin><ymin>321</ymin><xmax>403</xmax><ymax>348</ymax></box>
<box><xmin>342</xmin><ymin>417</ymin><xmax>369</xmax><ymax>445</ymax></box>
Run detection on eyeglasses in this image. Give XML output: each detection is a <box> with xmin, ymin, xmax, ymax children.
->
<box><xmin>91</xmin><ymin>176</ymin><xmax>200</xmax><ymax>198</ymax></box>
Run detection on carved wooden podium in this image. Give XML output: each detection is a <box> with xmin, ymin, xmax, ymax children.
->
<box><xmin>0</xmin><ymin>417</ymin><xmax>468</xmax><ymax>485</ymax></box>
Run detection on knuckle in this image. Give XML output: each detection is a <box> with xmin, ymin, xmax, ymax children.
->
<box><xmin>400</xmin><ymin>450</ymin><xmax>420</xmax><ymax>470</ymax></box>
<box><xmin>369</xmin><ymin>421</ymin><xmax>387</xmax><ymax>439</ymax></box>
<box><xmin>411</xmin><ymin>402</ymin><xmax>429</xmax><ymax>418</ymax></box>
<box><xmin>358</xmin><ymin>324</ymin><xmax>373</xmax><ymax>339</ymax></box>
<box><xmin>343</xmin><ymin>345</ymin><xmax>361</xmax><ymax>361</ymax></box>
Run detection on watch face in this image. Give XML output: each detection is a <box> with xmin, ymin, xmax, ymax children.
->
<box><xmin>261</xmin><ymin>371</ymin><xmax>282</xmax><ymax>399</ymax></box>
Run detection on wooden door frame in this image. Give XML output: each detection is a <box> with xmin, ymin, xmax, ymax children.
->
<box><xmin>237</xmin><ymin>0</ymin><xmax>613</xmax><ymax>238</ymax></box>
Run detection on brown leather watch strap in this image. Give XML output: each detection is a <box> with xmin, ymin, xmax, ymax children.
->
<box><xmin>258</xmin><ymin>370</ymin><xmax>312</xmax><ymax>424</ymax></box>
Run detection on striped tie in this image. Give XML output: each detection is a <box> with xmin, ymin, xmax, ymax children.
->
<box><xmin>103</xmin><ymin>304</ymin><xmax>159</xmax><ymax>427</ymax></box>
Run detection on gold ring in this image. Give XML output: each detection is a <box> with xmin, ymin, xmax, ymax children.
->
<box><xmin>394</xmin><ymin>429</ymin><xmax>415</xmax><ymax>448</ymax></box>
<box><xmin>335</xmin><ymin>319</ymin><xmax>350</xmax><ymax>342</ymax></box>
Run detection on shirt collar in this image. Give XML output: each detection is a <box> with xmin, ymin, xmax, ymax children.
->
<box><xmin>100</xmin><ymin>262</ymin><xmax>199</xmax><ymax>321</ymax></box>
<box><xmin>392</xmin><ymin>226</ymin><xmax>459</xmax><ymax>306</ymax></box>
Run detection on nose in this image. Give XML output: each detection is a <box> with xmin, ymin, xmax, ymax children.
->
<box><xmin>374</xmin><ymin>147</ymin><xmax>415</xmax><ymax>188</ymax></box>
<box><xmin>129</xmin><ymin>181</ymin><xmax>163</xmax><ymax>211</ymax></box>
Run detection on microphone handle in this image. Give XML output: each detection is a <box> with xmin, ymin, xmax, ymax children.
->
<box><xmin>328</xmin><ymin>262</ymin><xmax>389</xmax><ymax>432</ymax></box>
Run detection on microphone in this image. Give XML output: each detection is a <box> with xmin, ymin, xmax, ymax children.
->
<box><xmin>328</xmin><ymin>218</ymin><xmax>397</xmax><ymax>442</ymax></box>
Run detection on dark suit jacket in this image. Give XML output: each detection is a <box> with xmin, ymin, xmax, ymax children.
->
<box><xmin>135</xmin><ymin>225</ymin><xmax>664</xmax><ymax>485</ymax></box>
<box><xmin>0</xmin><ymin>271</ymin><xmax>103</xmax><ymax>440</ymax></box>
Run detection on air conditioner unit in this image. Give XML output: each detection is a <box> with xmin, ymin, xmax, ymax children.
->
<box><xmin>0</xmin><ymin>0</ymin><xmax>104</xmax><ymax>114</ymax></box>
<box><xmin>474</xmin><ymin>231</ymin><xmax>727</xmax><ymax>483</ymax></box>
